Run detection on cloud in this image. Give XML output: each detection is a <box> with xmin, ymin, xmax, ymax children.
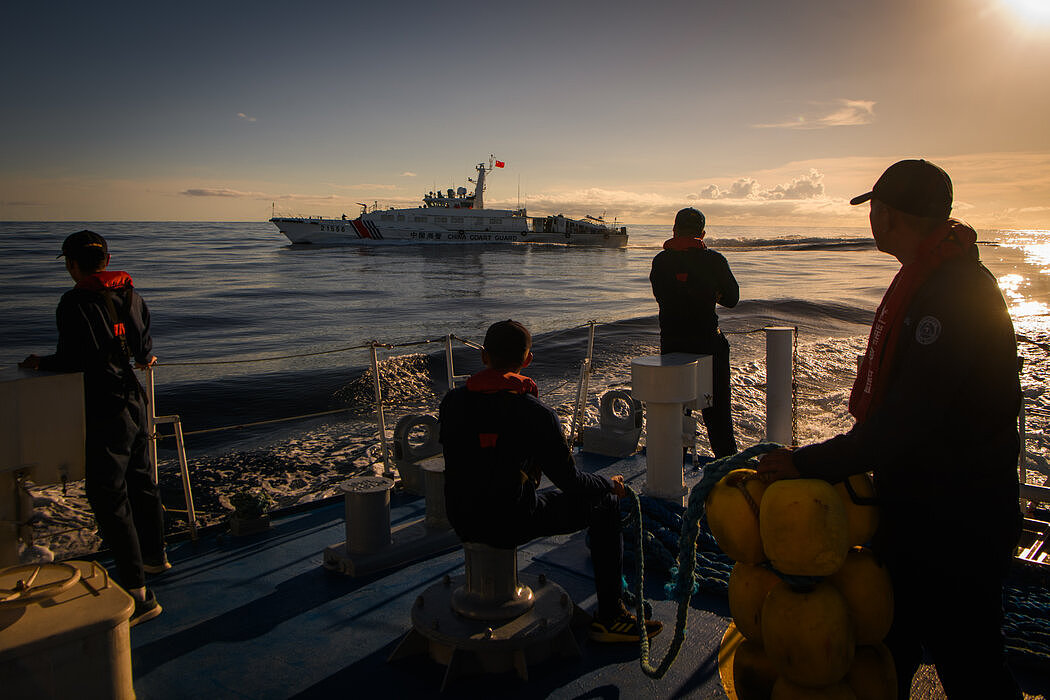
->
<box><xmin>2</xmin><ymin>200</ymin><xmax>46</xmax><ymax>207</ymax></box>
<box><xmin>236</xmin><ymin>112</ymin><xmax>257</xmax><ymax>122</ymax></box>
<box><xmin>400</xmin><ymin>171</ymin><xmax>417</xmax><ymax>177</ymax></box>
<box><xmin>496</xmin><ymin>170</ymin><xmax>836</xmax><ymax>225</ymax></box>
<box><xmin>277</xmin><ymin>193</ymin><xmax>342</xmax><ymax>201</ymax></box>
<box><xmin>688</xmin><ymin>170</ymin><xmax>825</xmax><ymax>201</ymax></box>
<box><xmin>323</xmin><ymin>182</ymin><xmax>399</xmax><ymax>191</ymax></box>
<box><xmin>181</xmin><ymin>187</ymin><xmax>266</xmax><ymax>198</ymax></box>
<box><xmin>754</xmin><ymin>99</ymin><xmax>875</xmax><ymax>129</ymax></box>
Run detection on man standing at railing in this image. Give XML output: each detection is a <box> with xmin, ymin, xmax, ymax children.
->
<box><xmin>439</xmin><ymin>319</ymin><xmax>663</xmax><ymax>642</ymax></box>
<box><xmin>650</xmin><ymin>207</ymin><xmax>740</xmax><ymax>458</ymax></box>
<box><xmin>758</xmin><ymin>160</ymin><xmax>1023</xmax><ymax>699</ymax></box>
<box><xmin>20</xmin><ymin>230</ymin><xmax>168</xmax><ymax>627</ymax></box>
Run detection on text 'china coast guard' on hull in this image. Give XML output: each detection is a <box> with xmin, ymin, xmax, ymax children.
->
<box><xmin>270</xmin><ymin>157</ymin><xmax>628</xmax><ymax>247</ymax></box>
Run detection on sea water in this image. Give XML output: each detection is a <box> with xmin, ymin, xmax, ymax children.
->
<box><xmin>2</xmin><ymin>221</ymin><xmax>1048</xmax><ymax>557</ymax></box>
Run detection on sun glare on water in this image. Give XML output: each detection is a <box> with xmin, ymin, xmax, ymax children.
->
<box><xmin>1001</xmin><ymin>0</ymin><xmax>1050</xmax><ymax>24</ymax></box>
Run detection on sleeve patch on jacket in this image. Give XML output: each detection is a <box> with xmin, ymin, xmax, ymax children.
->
<box><xmin>675</xmin><ymin>273</ymin><xmax>688</xmax><ymax>282</ymax></box>
<box><xmin>916</xmin><ymin>316</ymin><xmax>942</xmax><ymax>345</ymax></box>
<box><xmin>478</xmin><ymin>433</ymin><xmax>498</xmax><ymax>448</ymax></box>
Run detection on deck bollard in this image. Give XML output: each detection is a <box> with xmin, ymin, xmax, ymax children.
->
<box><xmin>631</xmin><ymin>353</ymin><xmax>702</xmax><ymax>505</ymax></box>
<box><xmin>451</xmin><ymin>543</ymin><xmax>535</xmax><ymax>620</ymax></box>
<box><xmin>422</xmin><ymin>461</ymin><xmax>450</xmax><ymax>530</ymax></box>
<box><xmin>342</xmin><ymin>476</ymin><xmax>394</xmax><ymax>554</ymax></box>
<box><xmin>765</xmin><ymin>327</ymin><xmax>795</xmax><ymax>445</ymax></box>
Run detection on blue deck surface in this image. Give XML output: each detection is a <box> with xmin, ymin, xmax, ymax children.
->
<box><xmin>125</xmin><ymin>452</ymin><xmax>1050</xmax><ymax>699</ymax></box>
<box><xmin>129</xmin><ymin>453</ymin><xmax>738</xmax><ymax>699</ymax></box>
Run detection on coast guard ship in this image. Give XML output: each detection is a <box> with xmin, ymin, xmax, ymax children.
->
<box><xmin>270</xmin><ymin>157</ymin><xmax>628</xmax><ymax>247</ymax></box>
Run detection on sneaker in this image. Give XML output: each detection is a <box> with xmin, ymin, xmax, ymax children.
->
<box><xmin>143</xmin><ymin>556</ymin><xmax>172</xmax><ymax>575</ymax></box>
<box><xmin>588</xmin><ymin>607</ymin><xmax>663</xmax><ymax>643</ymax></box>
<box><xmin>130</xmin><ymin>589</ymin><xmax>163</xmax><ymax>627</ymax></box>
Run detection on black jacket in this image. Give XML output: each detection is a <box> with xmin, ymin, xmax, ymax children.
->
<box><xmin>650</xmin><ymin>245</ymin><xmax>739</xmax><ymax>347</ymax></box>
<box><xmin>38</xmin><ymin>271</ymin><xmax>153</xmax><ymax>415</ymax></box>
<box><xmin>793</xmin><ymin>255</ymin><xmax>1022</xmax><ymax>551</ymax></box>
<box><xmin>439</xmin><ymin>386</ymin><xmax>613</xmax><ymax>547</ymax></box>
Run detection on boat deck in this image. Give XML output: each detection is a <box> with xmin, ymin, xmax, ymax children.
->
<box><xmin>125</xmin><ymin>451</ymin><xmax>1050</xmax><ymax>699</ymax></box>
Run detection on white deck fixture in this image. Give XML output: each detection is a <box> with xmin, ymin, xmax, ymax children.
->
<box><xmin>631</xmin><ymin>353</ymin><xmax>709</xmax><ymax>505</ymax></box>
<box><xmin>342</xmin><ymin>476</ymin><xmax>395</xmax><ymax>555</ymax></box>
<box><xmin>765</xmin><ymin>327</ymin><xmax>795</xmax><ymax>445</ymax></box>
<box><xmin>1</xmin><ymin>372</ymin><xmax>86</xmax><ymax>567</ymax></box>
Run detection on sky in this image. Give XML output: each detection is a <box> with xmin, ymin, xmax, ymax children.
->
<box><xmin>2</xmin><ymin>0</ymin><xmax>1049</xmax><ymax>228</ymax></box>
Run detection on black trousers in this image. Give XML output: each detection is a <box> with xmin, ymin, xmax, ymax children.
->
<box><xmin>879</xmin><ymin>535</ymin><xmax>1020</xmax><ymax>700</ymax></box>
<box><xmin>512</xmin><ymin>490</ymin><xmax>624</xmax><ymax>618</ymax></box>
<box><xmin>660</xmin><ymin>331</ymin><xmax>738</xmax><ymax>458</ymax></box>
<box><xmin>84</xmin><ymin>393</ymin><xmax>166</xmax><ymax>591</ymax></box>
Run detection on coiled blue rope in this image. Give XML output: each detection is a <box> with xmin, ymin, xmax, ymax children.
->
<box><xmin>626</xmin><ymin>442</ymin><xmax>782</xmax><ymax>679</ymax></box>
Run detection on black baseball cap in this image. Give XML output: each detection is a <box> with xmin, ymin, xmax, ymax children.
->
<box><xmin>674</xmin><ymin>207</ymin><xmax>706</xmax><ymax>236</ymax></box>
<box><xmin>850</xmin><ymin>159</ymin><xmax>953</xmax><ymax>219</ymax></box>
<box><xmin>57</xmin><ymin>229</ymin><xmax>108</xmax><ymax>259</ymax></box>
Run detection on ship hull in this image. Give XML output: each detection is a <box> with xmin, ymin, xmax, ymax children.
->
<box><xmin>271</xmin><ymin>216</ymin><xmax>628</xmax><ymax>248</ymax></box>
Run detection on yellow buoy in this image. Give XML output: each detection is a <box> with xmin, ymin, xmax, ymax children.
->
<box><xmin>729</xmin><ymin>561</ymin><xmax>783</xmax><ymax>645</ymax></box>
<box><xmin>760</xmin><ymin>478</ymin><xmax>849</xmax><ymax>576</ymax></box>
<box><xmin>762</xmin><ymin>580</ymin><xmax>855</xmax><ymax>687</ymax></box>
<box><xmin>834</xmin><ymin>473</ymin><xmax>878</xmax><ymax>546</ymax></box>
<box><xmin>846</xmin><ymin>644</ymin><xmax>898</xmax><ymax>700</ymax></box>
<box><xmin>828</xmin><ymin>547</ymin><xmax>894</xmax><ymax>645</ymax></box>
<box><xmin>772</xmin><ymin>676</ymin><xmax>859</xmax><ymax>699</ymax></box>
<box><xmin>732</xmin><ymin>637</ymin><xmax>779</xmax><ymax>700</ymax></box>
<box><xmin>706</xmin><ymin>468</ymin><xmax>768</xmax><ymax>564</ymax></box>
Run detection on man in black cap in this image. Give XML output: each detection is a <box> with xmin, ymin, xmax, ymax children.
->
<box><xmin>20</xmin><ymin>230</ymin><xmax>168</xmax><ymax>626</ymax></box>
<box><xmin>440</xmin><ymin>320</ymin><xmax>663</xmax><ymax>642</ymax></box>
<box><xmin>650</xmin><ymin>207</ymin><xmax>740</xmax><ymax>458</ymax></box>
<box><xmin>759</xmin><ymin>161</ymin><xmax>1022</xmax><ymax>698</ymax></box>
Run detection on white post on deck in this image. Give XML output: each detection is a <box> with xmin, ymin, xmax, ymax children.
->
<box><xmin>631</xmin><ymin>353</ymin><xmax>699</xmax><ymax>505</ymax></box>
<box><xmin>146</xmin><ymin>366</ymin><xmax>159</xmax><ymax>483</ymax></box>
<box><xmin>765</xmin><ymin>326</ymin><xmax>795</xmax><ymax>445</ymax></box>
<box><xmin>568</xmin><ymin>321</ymin><xmax>597</xmax><ymax>450</ymax></box>
<box><xmin>370</xmin><ymin>343</ymin><xmax>393</xmax><ymax>477</ymax></box>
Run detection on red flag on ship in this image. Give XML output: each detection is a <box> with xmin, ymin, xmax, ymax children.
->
<box><xmin>495</xmin><ymin>160</ymin><xmax>505</xmax><ymax>168</ymax></box>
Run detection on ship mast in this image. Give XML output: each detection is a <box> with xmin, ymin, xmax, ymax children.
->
<box><xmin>472</xmin><ymin>159</ymin><xmax>490</xmax><ymax>210</ymax></box>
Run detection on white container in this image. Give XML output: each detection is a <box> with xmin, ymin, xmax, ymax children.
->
<box><xmin>0</xmin><ymin>560</ymin><xmax>135</xmax><ymax>699</ymax></box>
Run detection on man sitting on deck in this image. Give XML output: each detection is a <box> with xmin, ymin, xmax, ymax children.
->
<box><xmin>439</xmin><ymin>319</ymin><xmax>663</xmax><ymax>643</ymax></box>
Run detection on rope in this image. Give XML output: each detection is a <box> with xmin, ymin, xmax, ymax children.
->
<box><xmin>628</xmin><ymin>442</ymin><xmax>782</xmax><ymax>679</ymax></box>
<box><xmin>157</xmin><ymin>336</ymin><xmax>451</xmax><ymax>367</ymax></box>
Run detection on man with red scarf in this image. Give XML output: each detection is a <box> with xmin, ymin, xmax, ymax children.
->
<box><xmin>650</xmin><ymin>208</ymin><xmax>740</xmax><ymax>457</ymax></box>
<box><xmin>20</xmin><ymin>230</ymin><xmax>167</xmax><ymax>626</ymax></box>
<box><xmin>439</xmin><ymin>320</ymin><xmax>662</xmax><ymax>643</ymax></box>
<box><xmin>758</xmin><ymin>161</ymin><xmax>1022</xmax><ymax>699</ymax></box>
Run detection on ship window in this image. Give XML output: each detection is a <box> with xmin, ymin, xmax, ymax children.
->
<box><xmin>451</xmin><ymin>216</ymin><xmax>463</xmax><ymax>224</ymax></box>
<box><xmin>414</xmin><ymin>216</ymin><xmax>427</xmax><ymax>223</ymax></box>
<box><xmin>380</xmin><ymin>214</ymin><xmax>395</xmax><ymax>221</ymax></box>
<box><xmin>489</xmin><ymin>218</ymin><xmax>502</xmax><ymax>224</ymax></box>
<box><xmin>434</xmin><ymin>216</ymin><xmax>448</xmax><ymax>223</ymax></box>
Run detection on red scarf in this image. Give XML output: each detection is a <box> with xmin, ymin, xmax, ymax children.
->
<box><xmin>849</xmin><ymin>219</ymin><xmax>977</xmax><ymax>422</ymax></box>
<box><xmin>663</xmin><ymin>236</ymin><xmax>707</xmax><ymax>251</ymax></box>
<box><xmin>466</xmin><ymin>369</ymin><xmax>538</xmax><ymax>396</ymax></box>
<box><xmin>75</xmin><ymin>270</ymin><xmax>133</xmax><ymax>291</ymax></box>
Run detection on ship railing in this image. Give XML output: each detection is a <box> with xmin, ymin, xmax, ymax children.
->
<box><xmin>36</xmin><ymin>321</ymin><xmax>1045</xmax><ymax>555</ymax></box>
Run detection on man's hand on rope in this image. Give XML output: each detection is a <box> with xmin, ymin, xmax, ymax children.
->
<box><xmin>757</xmin><ymin>447</ymin><xmax>800</xmax><ymax>483</ymax></box>
<box><xmin>610</xmin><ymin>474</ymin><xmax>626</xmax><ymax>499</ymax></box>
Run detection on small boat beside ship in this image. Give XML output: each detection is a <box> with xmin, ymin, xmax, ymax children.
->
<box><xmin>270</xmin><ymin>157</ymin><xmax>628</xmax><ymax>247</ymax></box>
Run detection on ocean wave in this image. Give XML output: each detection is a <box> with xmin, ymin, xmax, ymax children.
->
<box><xmin>714</xmin><ymin>236</ymin><xmax>876</xmax><ymax>251</ymax></box>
